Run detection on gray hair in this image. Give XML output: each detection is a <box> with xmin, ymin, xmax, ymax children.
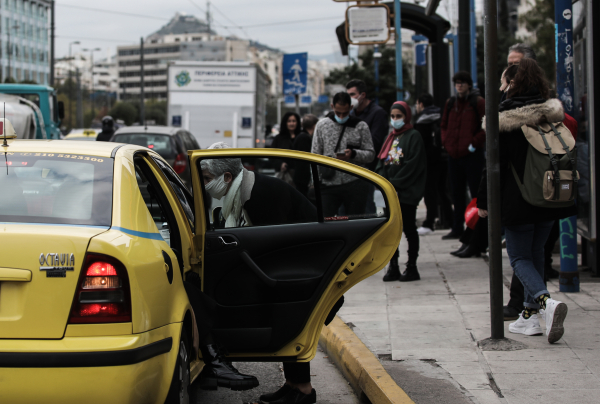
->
<box><xmin>508</xmin><ymin>43</ymin><xmax>537</xmax><ymax>61</ymax></box>
<box><xmin>199</xmin><ymin>142</ymin><xmax>243</xmax><ymax>179</ymax></box>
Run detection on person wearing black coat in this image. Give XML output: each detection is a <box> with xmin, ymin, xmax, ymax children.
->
<box><xmin>478</xmin><ymin>59</ymin><xmax>573</xmax><ymax>344</ymax></box>
<box><xmin>271</xmin><ymin>112</ymin><xmax>301</xmax><ymax>174</ymax></box>
<box><xmin>292</xmin><ymin>114</ymin><xmax>319</xmax><ymax>198</ymax></box>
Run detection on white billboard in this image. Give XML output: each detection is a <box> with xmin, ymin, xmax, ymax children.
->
<box><xmin>169</xmin><ymin>66</ymin><xmax>256</xmax><ymax>93</ymax></box>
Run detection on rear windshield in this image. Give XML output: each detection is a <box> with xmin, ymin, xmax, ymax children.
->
<box><xmin>0</xmin><ymin>153</ymin><xmax>113</xmax><ymax>226</ymax></box>
<box><xmin>113</xmin><ymin>134</ymin><xmax>176</xmax><ymax>159</ymax></box>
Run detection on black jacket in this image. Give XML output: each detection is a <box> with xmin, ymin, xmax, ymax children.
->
<box><xmin>244</xmin><ymin>172</ymin><xmax>317</xmax><ymax>226</ymax></box>
<box><xmin>351</xmin><ymin>101</ymin><xmax>388</xmax><ymax>169</ymax></box>
<box><xmin>479</xmin><ymin>93</ymin><xmax>577</xmax><ymax>226</ymax></box>
<box><xmin>96</xmin><ymin>129</ymin><xmax>115</xmax><ymax>142</ymax></box>
<box><xmin>413</xmin><ymin>105</ymin><xmax>442</xmax><ymax>166</ymax></box>
<box><xmin>291</xmin><ymin>131</ymin><xmax>312</xmax><ymax>196</ymax></box>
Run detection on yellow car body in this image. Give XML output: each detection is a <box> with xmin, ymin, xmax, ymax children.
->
<box><xmin>0</xmin><ymin>139</ymin><xmax>402</xmax><ymax>404</ymax></box>
<box><xmin>64</xmin><ymin>129</ymin><xmax>98</xmax><ymax>141</ymax></box>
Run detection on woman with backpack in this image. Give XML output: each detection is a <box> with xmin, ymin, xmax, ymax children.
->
<box><xmin>479</xmin><ymin>58</ymin><xmax>577</xmax><ymax>343</ymax></box>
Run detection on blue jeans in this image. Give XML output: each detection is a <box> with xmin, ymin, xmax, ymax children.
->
<box><xmin>505</xmin><ymin>221</ymin><xmax>553</xmax><ymax>309</ymax></box>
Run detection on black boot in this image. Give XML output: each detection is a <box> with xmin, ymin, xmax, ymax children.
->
<box><xmin>383</xmin><ymin>251</ymin><xmax>400</xmax><ymax>282</ymax></box>
<box><xmin>455</xmin><ymin>244</ymin><xmax>481</xmax><ymax>258</ymax></box>
<box><xmin>450</xmin><ymin>243</ymin><xmax>469</xmax><ymax>256</ymax></box>
<box><xmin>198</xmin><ymin>344</ymin><xmax>259</xmax><ymax>391</ymax></box>
<box><xmin>399</xmin><ymin>264</ymin><xmax>420</xmax><ymax>282</ymax></box>
<box><xmin>259</xmin><ymin>384</ymin><xmax>293</xmax><ymax>403</ymax></box>
<box><xmin>270</xmin><ymin>388</ymin><xmax>316</xmax><ymax>404</ymax></box>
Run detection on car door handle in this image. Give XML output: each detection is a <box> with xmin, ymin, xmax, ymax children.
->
<box><xmin>240</xmin><ymin>250</ymin><xmax>277</xmax><ymax>288</ymax></box>
<box><xmin>219</xmin><ymin>236</ymin><xmax>238</xmax><ymax>247</ymax></box>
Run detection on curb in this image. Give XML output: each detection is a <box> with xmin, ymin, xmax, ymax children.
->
<box><xmin>319</xmin><ymin>316</ymin><xmax>414</xmax><ymax>404</ymax></box>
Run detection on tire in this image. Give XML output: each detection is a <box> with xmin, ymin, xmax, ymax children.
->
<box><xmin>165</xmin><ymin>326</ymin><xmax>191</xmax><ymax>404</ymax></box>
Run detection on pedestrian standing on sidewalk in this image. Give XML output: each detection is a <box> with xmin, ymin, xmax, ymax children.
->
<box><xmin>311</xmin><ymin>92</ymin><xmax>375</xmax><ymax>217</ymax></box>
<box><xmin>346</xmin><ymin>79</ymin><xmax>389</xmax><ymax>214</ymax></box>
<box><xmin>479</xmin><ymin>59</ymin><xmax>574</xmax><ymax>343</ymax></box>
<box><xmin>271</xmin><ymin>112</ymin><xmax>302</xmax><ymax>181</ymax></box>
<box><xmin>377</xmin><ymin>101</ymin><xmax>427</xmax><ymax>282</ymax></box>
<box><xmin>440</xmin><ymin>71</ymin><xmax>486</xmax><ymax>240</ymax></box>
<box><xmin>413</xmin><ymin>93</ymin><xmax>448</xmax><ymax>236</ymax></box>
<box><xmin>292</xmin><ymin>114</ymin><xmax>319</xmax><ymax>198</ymax></box>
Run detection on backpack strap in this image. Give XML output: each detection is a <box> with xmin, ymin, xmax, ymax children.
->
<box><xmin>548</xmin><ymin>122</ymin><xmax>578</xmax><ymax>187</ymax></box>
<box><xmin>537</xmin><ymin>125</ymin><xmax>561</xmax><ymax>200</ymax></box>
<box><xmin>510</xmin><ymin>163</ymin><xmax>528</xmax><ymax>198</ymax></box>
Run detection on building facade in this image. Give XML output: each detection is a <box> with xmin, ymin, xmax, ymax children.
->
<box><xmin>0</xmin><ymin>0</ymin><xmax>50</xmax><ymax>84</ymax></box>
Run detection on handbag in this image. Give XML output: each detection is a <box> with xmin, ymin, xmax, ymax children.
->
<box><xmin>320</xmin><ymin>124</ymin><xmax>347</xmax><ymax>180</ymax></box>
<box><xmin>464</xmin><ymin>198</ymin><xmax>479</xmax><ymax>230</ymax></box>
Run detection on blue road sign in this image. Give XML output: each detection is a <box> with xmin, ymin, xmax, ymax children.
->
<box><xmin>283</xmin><ymin>53</ymin><xmax>308</xmax><ymax>95</ymax></box>
<box><xmin>415</xmin><ymin>44</ymin><xmax>427</xmax><ymax>66</ymax></box>
<box><xmin>172</xmin><ymin>115</ymin><xmax>182</xmax><ymax>127</ymax></box>
<box><xmin>284</xmin><ymin>95</ymin><xmax>296</xmax><ymax>105</ymax></box>
<box><xmin>318</xmin><ymin>95</ymin><xmax>329</xmax><ymax>104</ymax></box>
<box><xmin>301</xmin><ymin>95</ymin><xmax>312</xmax><ymax>104</ymax></box>
<box><xmin>242</xmin><ymin>117</ymin><xmax>252</xmax><ymax>129</ymax></box>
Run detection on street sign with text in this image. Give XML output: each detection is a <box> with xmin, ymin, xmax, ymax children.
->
<box><xmin>345</xmin><ymin>4</ymin><xmax>391</xmax><ymax>45</ymax></box>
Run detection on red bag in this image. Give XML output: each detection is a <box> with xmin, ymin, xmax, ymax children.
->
<box><xmin>464</xmin><ymin>198</ymin><xmax>479</xmax><ymax>230</ymax></box>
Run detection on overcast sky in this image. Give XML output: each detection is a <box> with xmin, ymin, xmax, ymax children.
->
<box><xmin>55</xmin><ymin>1</ymin><xmax>458</xmax><ymax>61</ymax></box>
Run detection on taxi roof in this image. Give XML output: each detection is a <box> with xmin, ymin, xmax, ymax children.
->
<box><xmin>3</xmin><ymin>139</ymin><xmax>122</xmax><ymax>158</ymax></box>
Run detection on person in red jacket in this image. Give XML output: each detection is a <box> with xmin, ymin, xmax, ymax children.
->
<box><xmin>440</xmin><ymin>71</ymin><xmax>486</xmax><ymax>239</ymax></box>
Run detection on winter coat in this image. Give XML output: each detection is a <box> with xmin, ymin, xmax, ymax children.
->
<box><xmin>440</xmin><ymin>91</ymin><xmax>486</xmax><ymax>159</ymax></box>
<box><xmin>375</xmin><ymin>128</ymin><xmax>427</xmax><ymax>206</ymax></box>
<box><xmin>413</xmin><ymin>105</ymin><xmax>442</xmax><ymax>166</ymax></box>
<box><xmin>351</xmin><ymin>101</ymin><xmax>389</xmax><ymax>169</ymax></box>
<box><xmin>292</xmin><ymin>131</ymin><xmax>312</xmax><ymax>196</ymax></box>
<box><xmin>311</xmin><ymin>112</ymin><xmax>375</xmax><ymax>186</ymax></box>
<box><xmin>479</xmin><ymin>95</ymin><xmax>577</xmax><ymax>226</ymax></box>
<box><xmin>270</xmin><ymin>133</ymin><xmax>295</xmax><ymax>172</ymax></box>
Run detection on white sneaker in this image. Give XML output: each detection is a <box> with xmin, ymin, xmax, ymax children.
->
<box><xmin>417</xmin><ymin>226</ymin><xmax>433</xmax><ymax>236</ymax></box>
<box><xmin>543</xmin><ymin>298</ymin><xmax>568</xmax><ymax>343</ymax></box>
<box><xmin>509</xmin><ymin>312</ymin><xmax>543</xmax><ymax>336</ymax></box>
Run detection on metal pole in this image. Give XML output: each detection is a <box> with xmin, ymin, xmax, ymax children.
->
<box><xmin>206</xmin><ymin>0</ymin><xmax>211</xmax><ymax>40</ymax></box>
<box><xmin>374</xmin><ymin>45</ymin><xmax>380</xmax><ymax>105</ymax></box>
<box><xmin>50</xmin><ymin>0</ymin><xmax>55</xmax><ymax>86</ymax></box>
<box><xmin>7</xmin><ymin>31</ymin><xmax>11</xmax><ymax>82</ymax></box>
<box><xmin>470</xmin><ymin>0</ymin><xmax>477</xmax><ymax>88</ymax></box>
<box><xmin>458</xmin><ymin>0</ymin><xmax>470</xmax><ymax>72</ymax></box>
<box><xmin>295</xmin><ymin>94</ymin><xmax>300</xmax><ymax>115</ymax></box>
<box><xmin>394</xmin><ymin>0</ymin><xmax>403</xmax><ymax>101</ymax></box>
<box><xmin>140</xmin><ymin>37</ymin><xmax>145</xmax><ymax>125</ymax></box>
<box><xmin>483</xmin><ymin>0</ymin><xmax>504</xmax><ymax>339</ymax></box>
<box><xmin>76</xmin><ymin>67</ymin><xmax>83</xmax><ymax>128</ymax></box>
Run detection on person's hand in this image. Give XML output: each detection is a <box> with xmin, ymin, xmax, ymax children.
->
<box><xmin>478</xmin><ymin>209</ymin><xmax>488</xmax><ymax>218</ymax></box>
<box><xmin>336</xmin><ymin>149</ymin><xmax>352</xmax><ymax>161</ymax></box>
<box><xmin>281</xmin><ymin>162</ymin><xmax>288</xmax><ymax>171</ymax></box>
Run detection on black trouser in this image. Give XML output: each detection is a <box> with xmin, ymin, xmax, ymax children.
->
<box><xmin>507</xmin><ymin>220</ymin><xmax>560</xmax><ymax>309</ymax></box>
<box><xmin>422</xmin><ymin>163</ymin><xmax>440</xmax><ymax>230</ymax></box>
<box><xmin>283</xmin><ymin>362</ymin><xmax>311</xmax><ymax>384</ymax></box>
<box><xmin>321</xmin><ymin>180</ymin><xmax>369</xmax><ymax>217</ymax></box>
<box><xmin>396</xmin><ymin>203</ymin><xmax>419</xmax><ymax>265</ymax></box>
<box><xmin>437</xmin><ymin>157</ymin><xmax>454</xmax><ymax>229</ymax></box>
<box><xmin>448</xmin><ymin>151</ymin><xmax>485</xmax><ymax>234</ymax></box>
<box><xmin>459</xmin><ymin>217</ymin><xmax>488</xmax><ymax>252</ymax></box>
<box><xmin>183</xmin><ymin>281</ymin><xmax>217</xmax><ymax>345</ymax></box>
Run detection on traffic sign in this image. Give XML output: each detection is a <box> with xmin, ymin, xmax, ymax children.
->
<box><xmin>318</xmin><ymin>95</ymin><xmax>329</xmax><ymax>104</ymax></box>
<box><xmin>415</xmin><ymin>43</ymin><xmax>427</xmax><ymax>66</ymax></box>
<box><xmin>283</xmin><ymin>53</ymin><xmax>308</xmax><ymax>95</ymax></box>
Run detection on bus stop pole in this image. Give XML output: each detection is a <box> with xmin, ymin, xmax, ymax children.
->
<box><xmin>483</xmin><ymin>0</ymin><xmax>504</xmax><ymax>339</ymax></box>
<box><xmin>394</xmin><ymin>0</ymin><xmax>403</xmax><ymax>101</ymax></box>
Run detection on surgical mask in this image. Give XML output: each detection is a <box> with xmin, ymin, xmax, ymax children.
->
<box><xmin>391</xmin><ymin>118</ymin><xmax>405</xmax><ymax>130</ymax></box>
<box><xmin>205</xmin><ymin>174</ymin><xmax>229</xmax><ymax>200</ymax></box>
<box><xmin>351</xmin><ymin>97</ymin><xmax>359</xmax><ymax>108</ymax></box>
<box><xmin>335</xmin><ymin>114</ymin><xmax>349</xmax><ymax>124</ymax></box>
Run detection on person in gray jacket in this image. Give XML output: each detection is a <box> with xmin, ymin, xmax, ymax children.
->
<box><xmin>311</xmin><ymin>92</ymin><xmax>375</xmax><ymax>217</ymax></box>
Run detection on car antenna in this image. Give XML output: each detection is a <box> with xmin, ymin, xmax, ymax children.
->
<box><xmin>2</xmin><ymin>102</ymin><xmax>8</xmax><ymax>175</ymax></box>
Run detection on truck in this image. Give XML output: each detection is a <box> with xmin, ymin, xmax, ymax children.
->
<box><xmin>167</xmin><ymin>61</ymin><xmax>269</xmax><ymax>148</ymax></box>
<box><xmin>0</xmin><ymin>84</ymin><xmax>64</xmax><ymax>139</ymax></box>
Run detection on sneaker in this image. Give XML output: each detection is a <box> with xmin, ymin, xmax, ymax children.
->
<box><xmin>543</xmin><ymin>298</ymin><xmax>568</xmax><ymax>343</ymax></box>
<box><xmin>417</xmin><ymin>226</ymin><xmax>434</xmax><ymax>236</ymax></box>
<box><xmin>508</xmin><ymin>312</ymin><xmax>543</xmax><ymax>336</ymax></box>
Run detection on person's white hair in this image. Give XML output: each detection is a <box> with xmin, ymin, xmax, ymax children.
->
<box><xmin>200</xmin><ymin>142</ymin><xmax>243</xmax><ymax>179</ymax></box>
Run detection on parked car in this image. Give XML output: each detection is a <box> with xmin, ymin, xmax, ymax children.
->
<box><xmin>0</xmin><ymin>130</ymin><xmax>401</xmax><ymax>404</ymax></box>
<box><xmin>110</xmin><ymin>126</ymin><xmax>200</xmax><ymax>186</ymax></box>
<box><xmin>64</xmin><ymin>129</ymin><xmax>98</xmax><ymax>141</ymax></box>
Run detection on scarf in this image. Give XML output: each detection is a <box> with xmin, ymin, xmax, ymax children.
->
<box><xmin>378</xmin><ymin>101</ymin><xmax>413</xmax><ymax>160</ymax></box>
<box><xmin>221</xmin><ymin>171</ymin><xmax>247</xmax><ymax>228</ymax></box>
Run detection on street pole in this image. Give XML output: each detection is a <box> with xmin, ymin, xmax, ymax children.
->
<box><xmin>470</xmin><ymin>0</ymin><xmax>477</xmax><ymax>88</ymax></box>
<box><xmin>68</xmin><ymin>41</ymin><xmax>80</xmax><ymax>129</ymax></box>
<box><xmin>483</xmin><ymin>0</ymin><xmax>504</xmax><ymax>339</ymax></box>
<box><xmin>140</xmin><ymin>37</ymin><xmax>145</xmax><ymax>125</ymax></box>
<box><xmin>394</xmin><ymin>0</ymin><xmax>403</xmax><ymax>101</ymax></box>
<box><xmin>554</xmin><ymin>0</ymin><xmax>579</xmax><ymax>292</ymax></box>
<box><xmin>50</xmin><ymin>0</ymin><xmax>55</xmax><ymax>87</ymax></box>
<box><xmin>294</xmin><ymin>94</ymin><xmax>300</xmax><ymax>116</ymax></box>
<box><xmin>76</xmin><ymin>67</ymin><xmax>83</xmax><ymax>128</ymax></box>
<box><xmin>458</xmin><ymin>0</ymin><xmax>471</xmax><ymax>72</ymax></box>
<box><xmin>374</xmin><ymin>45</ymin><xmax>380</xmax><ymax>105</ymax></box>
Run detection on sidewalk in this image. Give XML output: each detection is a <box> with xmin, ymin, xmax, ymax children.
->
<box><xmin>336</xmin><ymin>206</ymin><xmax>600</xmax><ymax>404</ymax></box>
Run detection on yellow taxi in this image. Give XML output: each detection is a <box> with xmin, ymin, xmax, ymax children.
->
<box><xmin>64</xmin><ymin>129</ymin><xmax>98</xmax><ymax>141</ymax></box>
<box><xmin>0</xmin><ymin>120</ymin><xmax>401</xmax><ymax>404</ymax></box>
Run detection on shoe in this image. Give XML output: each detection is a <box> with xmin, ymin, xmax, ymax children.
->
<box><xmin>509</xmin><ymin>312</ymin><xmax>543</xmax><ymax>335</ymax></box>
<box><xmin>455</xmin><ymin>245</ymin><xmax>482</xmax><ymax>258</ymax></box>
<box><xmin>383</xmin><ymin>260</ymin><xmax>400</xmax><ymax>282</ymax></box>
<box><xmin>198</xmin><ymin>344</ymin><xmax>259</xmax><ymax>391</ymax></box>
<box><xmin>399</xmin><ymin>264</ymin><xmax>420</xmax><ymax>282</ymax></box>
<box><xmin>503</xmin><ymin>305</ymin><xmax>521</xmax><ymax>321</ymax></box>
<box><xmin>260</xmin><ymin>384</ymin><xmax>293</xmax><ymax>403</ymax></box>
<box><xmin>417</xmin><ymin>226</ymin><xmax>434</xmax><ymax>236</ymax></box>
<box><xmin>543</xmin><ymin>298</ymin><xmax>568</xmax><ymax>343</ymax></box>
<box><xmin>270</xmin><ymin>388</ymin><xmax>316</xmax><ymax>404</ymax></box>
<box><xmin>442</xmin><ymin>231</ymin><xmax>462</xmax><ymax>240</ymax></box>
<box><xmin>450</xmin><ymin>243</ymin><xmax>469</xmax><ymax>256</ymax></box>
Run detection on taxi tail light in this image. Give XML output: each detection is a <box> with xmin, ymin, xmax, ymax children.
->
<box><xmin>69</xmin><ymin>253</ymin><xmax>131</xmax><ymax>324</ymax></box>
<box><xmin>173</xmin><ymin>153</ymin><xmax>187</xmax><ymax>174</ymax></box>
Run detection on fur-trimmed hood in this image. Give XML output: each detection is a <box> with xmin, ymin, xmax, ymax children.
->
<box><xmin>482</xmin><ymin>98</ymin><xmax>564</xmax><ymax>132</ymax></box>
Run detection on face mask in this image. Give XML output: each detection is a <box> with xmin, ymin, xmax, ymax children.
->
<box><xmin>351</xmin><ymin>97</ymin><xmax>359</xmax><ymax>108</ymax></box>
<box><xmin>205</xmin><ymin>173</ymin><xmax>229</xmax><ymax>200</ymax></box>
<box><xmin>335</xmin><ymin>114</ymin><xmax>349</xmax><ymax>124</ymax></box>
<box><xmin>391</xmin><ymin>118</ymin><xmax>405</xmax><ymax>130</ymax></box>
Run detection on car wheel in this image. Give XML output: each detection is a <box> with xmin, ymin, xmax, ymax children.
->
<box><xmin>165</xmin><ymin>326</ymin><xmax>191</xmax><ymax>404</ymax></box>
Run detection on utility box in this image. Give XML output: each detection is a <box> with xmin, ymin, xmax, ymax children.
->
<box><xmin>167</xmin><ymin>62</ymin><xmax>269</xmax><ymax>149</ymax></box>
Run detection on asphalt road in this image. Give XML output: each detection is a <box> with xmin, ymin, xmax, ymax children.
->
<box><xmin>192</xmin><ymin>346</ymin><xmax>360</xmax><ymax>403</ymax></box>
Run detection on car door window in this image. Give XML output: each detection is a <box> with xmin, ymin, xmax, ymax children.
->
<box><xmin>199</xmin><ymin>156</ymin><xmax>387</xmax><ymax>229</ymax></box>
<box><xmin>152</xmin><ymin>155</ymin><xmax>195</xmax><ymax>233</ymax></box>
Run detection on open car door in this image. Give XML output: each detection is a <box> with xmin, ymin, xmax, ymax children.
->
<box><xmin>189</xmin><ymin>149</ymin><xmax>401</xmax><ymax>362</ymax></box>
